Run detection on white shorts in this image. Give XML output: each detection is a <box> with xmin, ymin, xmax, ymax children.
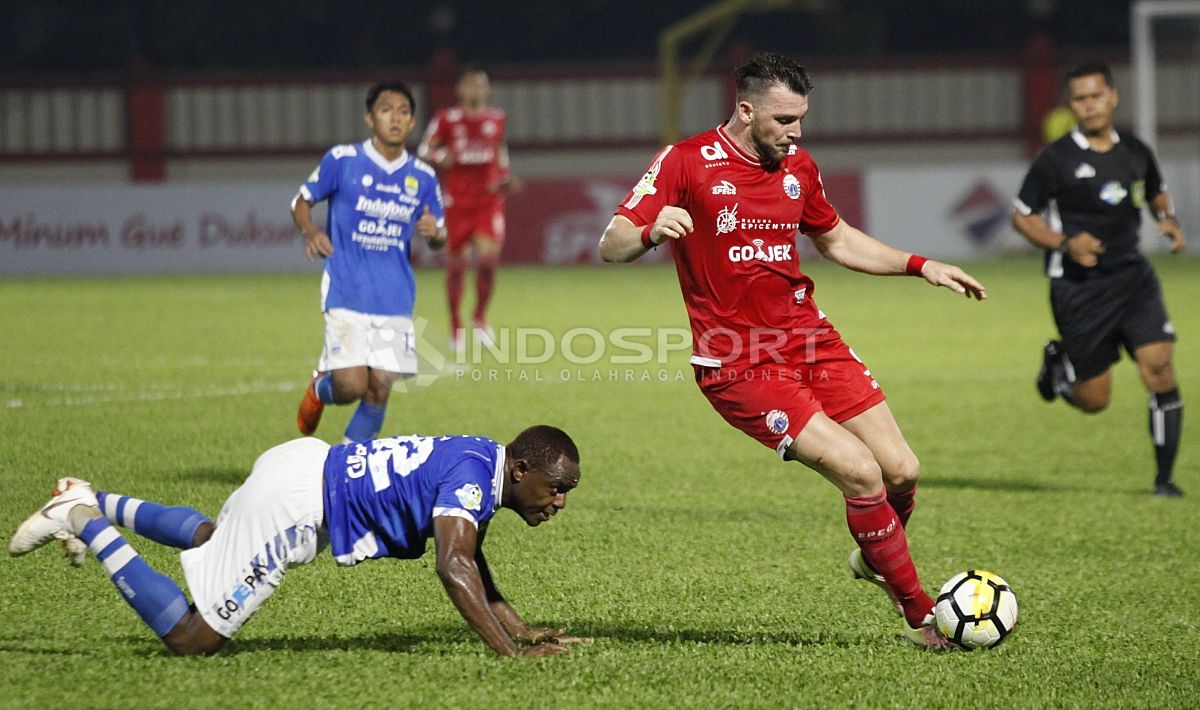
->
<box><xmin>180</xmin><ymin>438</ymin><xmax>330</xmax><ymax>638</ymax></box>
<box><xmin>318</xmin><ymin>308</ymin><xmax>418</xmax><ymax>374</ymax></box>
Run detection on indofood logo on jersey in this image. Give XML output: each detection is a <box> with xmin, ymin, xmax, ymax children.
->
<box><xmin>355</xmin><ymin>195</ymin><xmax>415</xmax><ymax>222</ymax></box>
<box><xmin>1099</xmin><ymin>181</ymin><xmax>1128</xmax><ymax>206</ymax></box>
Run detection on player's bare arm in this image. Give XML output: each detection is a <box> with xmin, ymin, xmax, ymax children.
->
<box><xmin>599</xmin><ymin>208</ymin><xmax>694</xmax><ymax>263</ymax></box>
<box><xmin>433</xmin><ymin>516</ymin><xmax>568</xmax><ymax>657</ymax></box>
<box><xmin>291</xmin><ymin>197</ymin><xmax>334</xmax><ymax>261</ymax></box>
<box><xmin>416</xmin><ymin>204</ymin><xmax>447</xmax><ymax>250</ymax></box>
<box><xmin>811</xmin><ymin>220</ymin><xmax>987</xmax><ymax>300</ymax></box>
<box><xmin>1151</xmin><ymin>192</ymin><xmax>1186</xmax><ymax>253</ymax></box>
<box><xmin>1011</xmin><ymin>210</ymin><xmax>1105</xmax><ymax>267</ymax></box>
<box><xmin>473</xmin><ymin>533</ymin><xmax>590</xmax><ymax>646</ymax></box>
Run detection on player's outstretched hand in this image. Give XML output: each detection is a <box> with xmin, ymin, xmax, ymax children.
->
<box><xmin>1159</xmin><ymin>217</ymin><xmax>1186</xmax><ymax>254</ymax></box>
<box><xmin>519</xmin><ymin>641</ymin><xmax>570</xmax><ymax>657</ymax></box>
<box><xmin>921</xmin><ymin>260</ymin><xmax>987</xmax><ymax>300</ymax></box>
<box><xmin>649</xmin><ymin>205</ymin><xmax>694</xmax><ymax>244</ymax></box>
<box><xmin>304</xmin><ymin>230</ymin><xmax>334</xmax><ymax>261</ymax></box>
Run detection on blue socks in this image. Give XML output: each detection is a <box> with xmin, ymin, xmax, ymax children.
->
<box><xmin>315</xmin><ymin>374</ymin><xmax>336</xmax><ymax>404</ymax></box>
<box><xmin>97</xmin><ymin>492</ymin><xmax>212</xmax><ymax>550</ymax></box>
<box><xmin>79</xmin><ymin>517</ymin><xmax>189</xmax><ymax>637</ymax></box>
<box><xmin>344</xmin><ymin>400</ymin><xmax>387</xmax><ymax>442</ymax></box>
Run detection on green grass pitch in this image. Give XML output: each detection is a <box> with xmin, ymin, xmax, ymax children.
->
<box><xmin>2</xmin><ymin>256</ymin><xmax>1197</xmax><ymax>707</ymax></box>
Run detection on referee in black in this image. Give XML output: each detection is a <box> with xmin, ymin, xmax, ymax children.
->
<box><xmin>1012</xmin><ymin>62</ymin><xmax>1187</xmax><ymax>498</ymax></box>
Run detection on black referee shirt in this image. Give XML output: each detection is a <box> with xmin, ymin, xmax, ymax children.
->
<box><xmin>1015</xmin><ymin>128</ymin><xmax>1165</xmax><ymax>280</ymax></box>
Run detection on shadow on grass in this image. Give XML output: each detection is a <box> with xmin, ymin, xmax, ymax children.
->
<box><xmin>922</xmin><ymin>475</ymin><xmax>1092</xmax><ymax>493</ymax></box>
<box><xmin>220</xmin><ymin>626</ymin><xmax>467</xmax><ymax>656</ymax></box>
<box><xmin>178</xmin><ymin>466</ymin><xmax>251</xmax><ymax>486</ymax></box>
<box><xmin>567</xmin><ymin>624</ymin><xmax>861</xmax><ymax>649</ymax></box>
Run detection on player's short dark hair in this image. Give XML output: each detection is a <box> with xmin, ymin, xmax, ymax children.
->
<box><xmin>457</xmin><ymin>64</ymin><xmax>489</xmax><ymax>82</ymax></box>
<box><xmin>735</xmin><ymin>52</ymin><xmax>813</xmax><ymax>100</ymax></box>
<box><xmin>1065</xmin><ymin>62</ymin><xmax>1115</xmax><ymax>88</ymax></box>
<box><xmin>365</xmin><ymin>81</ymin><xmax>416</xmax><ymax>113</ymax></box>
<box><xmin>508</xmin><ymin>425</ymin><xmax>580</xmax><ymax>475</ymax></box>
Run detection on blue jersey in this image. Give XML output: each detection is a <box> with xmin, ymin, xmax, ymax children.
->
<box><xmin>298</xmin><ymin>140</ymin><xmax>445</xmax><ymax>316</ymax></box>
<box><xmin>322</xmin><ymin>435</ymin><xmax>504</xmax><ymax>566</ymax></box>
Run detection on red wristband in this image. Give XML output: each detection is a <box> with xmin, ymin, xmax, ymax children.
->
<box><xmin>906</xmin><ymin>254</ymin><xmax>928</xmax><ymax>276</ymax></box>
<box><xmin>640</xmin><ymin>224</ymin><xmax>657</xmax><ymax>249</ymax></box>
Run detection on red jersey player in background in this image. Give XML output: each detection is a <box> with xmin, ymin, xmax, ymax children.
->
<box><xmin>419</xmin><ymin>66</ymin><xmax>523</xmax><ymax>354</ymax></box>
<box><xmin>600</xmin><ymin>53</ymin><xmax>987</xmax><ymax>649</ymax></box>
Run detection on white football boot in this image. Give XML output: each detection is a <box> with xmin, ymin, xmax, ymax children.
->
<box><xmin>9</xmin><ymin>477</ymin><xmax>98</xmax><ymax>561</ymax></box>
<box><xmin>901</xmin><ymin>613</ymin><xmax>955</xmax><ymax>651</ymax></box>
<box><xmin>848</xmin><ymin>548</ymin><xmax>904</xmax><ymax>617</ymax></box>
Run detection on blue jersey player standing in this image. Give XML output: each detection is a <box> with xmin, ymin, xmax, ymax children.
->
<box><xmin>9</xmin><ymin>425</ymin><xmax>586</xmax><ymax>657</ymax></box>
<box><xmin>292</xmin><ymin>81</ymin><xmax>447</xmax><ymax>443</ymax></box>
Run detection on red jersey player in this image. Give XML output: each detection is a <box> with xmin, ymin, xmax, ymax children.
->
<box><xmin>419</xmin><ymin>66</ymin><xmax>522</xmax><ymax>353</ymax></box>
<box><xmin>600</xmin><ymin>53</ymin><xmax>987</xmax><ymax>649</ymax></box>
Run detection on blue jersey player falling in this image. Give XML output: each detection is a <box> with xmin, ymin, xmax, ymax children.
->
<box><xmin>9</xmin><ymin>425</ymin><xmax>586</xmax><ymax>657</ymax></box>
<box><xmin>292</xmin><ymin>81</ymin><xmax>447</xmax><ymax>444</ymax></box>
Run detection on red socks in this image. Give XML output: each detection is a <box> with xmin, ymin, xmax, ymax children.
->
<box><xmin>473</xmin><ymin>258</ymin><xmax>497</xmax><ymax>324</ymax></box>
<box><xmin>845</xmin><ymin>490</ymin><xmax>934</xmax><ymax>628</ymax></box>
<box><xmin>447</xmin><ymin>259</ymin><xmax>467</xmax><ymax>332</ymax></box>
<box><xmin>886</xmin><ymin>484</ymin><xmax>916</xmax><ymax>528</ymax></box>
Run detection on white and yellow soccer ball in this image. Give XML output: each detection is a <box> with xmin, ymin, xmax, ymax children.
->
<box><xmin>934</xmin><ymin>570</ymin><xmax>1018</xmax><ymax>650</ymax></box>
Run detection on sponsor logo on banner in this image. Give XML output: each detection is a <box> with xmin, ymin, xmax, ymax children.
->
<box><xmin>950</xmin><ymin>181</ymin><xmax>1008</xmax><ymax>246</ymax></box>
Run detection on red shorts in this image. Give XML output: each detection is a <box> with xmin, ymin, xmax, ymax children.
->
<box><xmin>446</xmin><ymin>201</ymin><xmax>505</xmax><ymax>255</ymax></box>
<box><xmin>695</xmin><ymin>335</ymin><xmax>886</xmax><ymax>457</ymax></box>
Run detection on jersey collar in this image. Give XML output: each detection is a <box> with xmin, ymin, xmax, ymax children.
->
<box><xmin>490</xmin><ymin>443</ymin><xmax>505</xmax><ymax>513</ymax></box>
<box><xmin>716</xmin><ymin>124</ymin><xmax>763</xmax><ymax>166</ymax></box>
<box><xmin>1070</xmin><ymin>127</ymin><xmax>1120</xmax><ymax>150</ymax></box>
<box><xmin>362</xmin><ymin>140</ymin><xmax>411</xmax><ymax>174</ymax></box>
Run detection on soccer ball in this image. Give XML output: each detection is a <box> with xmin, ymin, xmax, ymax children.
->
<box><xmin>934</xmin><ymin>570</ymin><xmax>1018</xmax><ymax>650</ymax></box>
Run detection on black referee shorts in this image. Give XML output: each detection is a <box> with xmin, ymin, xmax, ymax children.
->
<box><xmin>1050</xmin><ymin>260</ymin><xmax>1176</xmax><ymax>382</ymax></box>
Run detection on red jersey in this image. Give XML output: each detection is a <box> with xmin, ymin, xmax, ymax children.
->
<box><xmin>616</xmin><ymin>125</ymin><xmax>841</xmax><ymax>369</ymax></box>
<box><xmin>421</xmin><ymin>106</ymin><xmax>507</xmax><ymax>210</ymax></box>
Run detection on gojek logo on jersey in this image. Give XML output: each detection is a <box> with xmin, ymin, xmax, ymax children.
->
<box><xmin>728</xmin><ymin>238</ymin><xmax>793</xmax><ymax>263</ymax></box>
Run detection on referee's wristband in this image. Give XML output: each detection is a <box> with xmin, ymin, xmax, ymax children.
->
<box><xmin>640</xmin><ymin>224</ymin><xmax>658</xmax><ymax>249</ymax></box>
<box><xmin>905</xmin><ymin>254</ymin><xmax>928</xmax><ymax>276</ymax></box>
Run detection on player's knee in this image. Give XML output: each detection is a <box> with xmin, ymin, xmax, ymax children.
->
<box><xmin>840</xmin><ymin>457</ymin><xmax>884</xmax><ymax>497</ymax></box>
<box><xmin>191</xmin><ymin>521</ymin><xmax>215</xmax><ymax>548</ymax></box>
<box><xmin>332</xmin><ymin>376</ymin><xmax>367</xmax><ymax>402</ymax></box>
<box><xmin>883</xmin><ymin>453</ymin><xmax>921</xmax><ymax>489</ymax></box>
<box><xmin>1076</xmin><ymin>397</ymin><xmax>1108</xmax><ymax>414</ymax></box>
<box><xmin>162</xmin><ymin>613</ymin><xmax>225</xmax><ymax>656</ymax></box>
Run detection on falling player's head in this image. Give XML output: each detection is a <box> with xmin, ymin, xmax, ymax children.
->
<box><xmin>456</xmin><ymin>65</ymin><xmax>491</xmax><ymax>109</ymax></box>
<box><xmin>733</xmin><ymin>53</ymin><xmax>813</xmax><ymax>170</ymax></box>
<box><xmin>1064</xmin><ymin>62</ymin><xmax>1118</xmax><ymax>135</ymax></box>
<box><xmin>364</xmin><ymin>82</ymin><xmax>418</xmax><ymax>149</ymax></box>
<box><xmin>503</xmin><ymin>425</ymin><xmax>581</xmax><ymax>527</ymax></box>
